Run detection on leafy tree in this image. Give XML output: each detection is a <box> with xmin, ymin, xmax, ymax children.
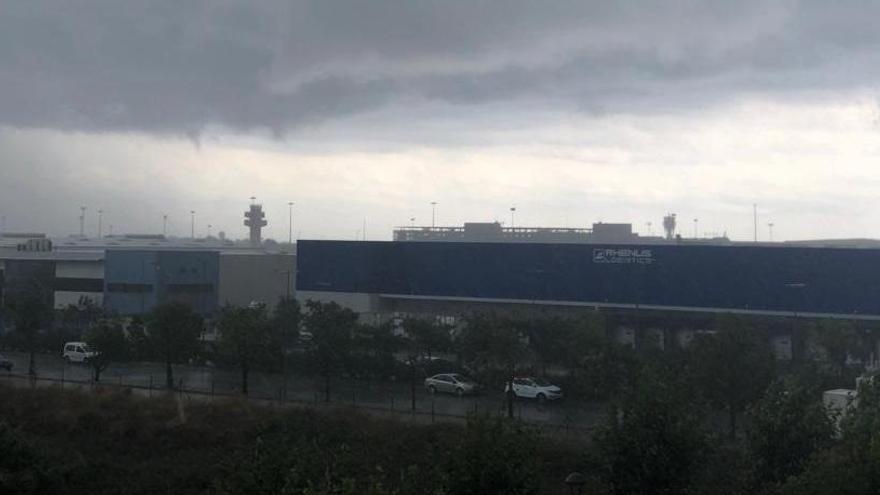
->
<box><xmin>594</xmin><ymin>364</ymin><xmax>710</xmax><ymax>495</ymax></box>
<box><xmin>147</xmin><ymin>302</ymin><xmax>204</xmax><ymax>389</ymax></box>
<box><xmin>746</xmin><ymin>375</ymin><xmax>835</xmax><ymax>487</ymax></box>
<box><xmin>576</xmin><ymin>341</ymin><xmax>641</xmax><ymax>400</ymax></box>
<box><xmin>83</xmin><ymin>320</ymin><xmax>130</xmax><ymax>382</ymax></box>
<box><xmin>458</xmin><ymin>315</ymin><xmax>528</xmax><ymax>418</ymax></box>
<box><xmin>273</xmin><ymin>297</ymin><xmax>300</xmax><ymax>399</ymax></box>
<box><xmin>303</xmin><ymin>301</ymin><xmax>357</xmax><ymax>401</ymax></box>
<box><xmin>809</xmin><ymin>320</ymin><xmax>866</xmax><ymax>384</ymax></box>
<box><xmin>126</xmin><ymin>316</ymin><xmax>151</xmax><ymax>361</ymax></box>
<box><xmin>351</xmin><ymin>321</ymin><xmax>401</xmax><ymax>379</ymax></box>
<box><xmin>217</xmin><ymin>304</ymin><xmax>277</xmax><ymax>395</ymax></box>
<box><xmin>3</xmin><ymin>280</ymin><xmax>52</xmax><ymax>376</ymax></box>
<box><xmin>526</xmin><ymin>315</ymin><xmax>605</xmax><ymax>376</ymax></box>
<box><xmin>779</xmin><ymin>380</ymin><xmax>880</xmax><ymax>494</ymax></box>
<box><xmin>404</xmin><ymin>317</ymin><xmax>451</xmax><ymax>360</ymax></box>
<box><xmin>58</xmin><ymin>296</ymin><xmax>103</xmax><ymax>334</ymax></box>
<box><xmin>691</xmin><ymin>317</ymin><xmax>775</xmax><ymax>439</ymax></box>
<box><xmin>273</xmin><ymin>296</ymin><xmax>300</xmax><ymax>353</ymax></box>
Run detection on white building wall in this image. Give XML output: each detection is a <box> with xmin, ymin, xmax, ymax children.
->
<box><xmin>56</xmin><ymin>260</ymin><xmax>104</xmax><ymax>279</ymax></box>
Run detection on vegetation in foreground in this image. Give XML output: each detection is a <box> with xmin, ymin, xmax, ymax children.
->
<box><xmin>0</xmin><ymin>384</ymin><xmax>583</xmax><ymax>495</ymax></box>
<box><xmin>3</xmin><ymin>359</ymin><xmax>880</xmax><ymax>494</ymax></box>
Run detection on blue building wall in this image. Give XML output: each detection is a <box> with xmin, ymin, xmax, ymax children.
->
<box><xmin>104</xmin><ymin>250</ymin><xmax>219</xmax><ymax>315</ymax></box>
<box><xmin>296</xmin><ymin>241</ymin><xmax>880</xmax><ymax>318</ymax></box>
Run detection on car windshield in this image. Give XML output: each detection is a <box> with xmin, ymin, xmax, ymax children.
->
<box><xmin>450</xmin><ymin>374</ymin><xmax>469</xmax><ymax>383</ymax></box>
<box><xmin>532</xmin><ymin>378</ymin><xmax>552</xmax><ymax>387</ymax></box>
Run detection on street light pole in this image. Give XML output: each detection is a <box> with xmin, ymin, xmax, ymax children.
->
<box><xmin>510</xmin><ymin>206</ymin><xmax>516</xmax><ymax>229</ymax></box>
<box><xmin>768</xmin><ymin>222</ymin><xmax>774</xmax><ymax>242</ymax></box>
<box><xmin>430</xmin><ymin>202</ymin><xmax>437</xmax><ymax>229</ymax></box>
<box><xmin>693</xmin><ymin>218</ymin><xmax>698</xmax><ymax>239</ymax></box>
<box><xmin>190</xmin><ymin>210</ymin><xmax>195</xmax><ymax>239</ymax></box>
<box><xmin>97</xmin><ymin>209</ymin><xmax>103</xmax><ymax>238</ymax></box>
<box><xmin>79</xmin><ymin>206</ymin><xmax>86</xmax><ymax>237</ymax></box>
<box><xmin>162</xmin><ymin>214</ymin><xmax>168</xmax><ymax>236</ymax></box>
<box><xmin>288</xmin><ymin>202</ymin><xmax>294</xmax><ymax>245</ymax></box>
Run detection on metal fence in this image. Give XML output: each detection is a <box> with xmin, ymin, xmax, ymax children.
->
<box><xmin>0</xmin><ymin>367</ymin><xmax>594</xmax><ymax>436</ymax></box>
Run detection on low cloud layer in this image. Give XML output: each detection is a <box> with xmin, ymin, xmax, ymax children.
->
<box><xmin>2</xmin><ymin>1</ymin><xmax>879</xmax><ymax>136</ymax></box>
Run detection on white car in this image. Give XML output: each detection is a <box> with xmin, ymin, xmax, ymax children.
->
<box><xmin>505</xmin><ymin>377</ymin><xmax>563</xmax><ymax>403</ymax></box>
<box><xmin>62</xmin><ymin>342</ymin><xmax>97</xmax><ymax>364</ymax></box>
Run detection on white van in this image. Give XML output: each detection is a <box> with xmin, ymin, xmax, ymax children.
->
<box><xmin>62</xmin><ymin>342</ymin><xmax>97</xmax><ymax>364</ymax></box>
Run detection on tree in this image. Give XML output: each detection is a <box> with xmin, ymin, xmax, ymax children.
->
<box><xmin>302</xmin><ymin>301</ymin><xmax>357</xmax><ymax>402</ymax></box>
<box><xmin>526</xmin><ymin>315</ymin><xmax>605</xmax><ymax>376</ymax></box>
<box><xmin>351</xmin><ymin>321</ymin><xmax>401</xmax><ymax>380</ymax></box>
<box><xmin>595</xmin><ymin>364</ymin><xmax>710</xmax><ymax>495</ymax></box>
<box><xmin>458</xmin><ymin>314</ymin><xmax>529</xmax><ymax>419</ymax></box>
<box><xmin>809</xmin><ymin>320</ymin><xmax>865</xmax><ymax>384</ymax></box>
<box><xmin>273</xmin><ymin>297</ymin><xmax>300</xmax><ymax>399</ymax></box>
<box><xmin>402</xmin><ymin>317</ymin><xmax>451</xmax><ymax>411</ymax></box>
<box><xmin>404</xmin><ymin>317</ymin><xmax>451</xmax><ymax>360</ymax></box>
<box><xmin>746</xmin><ymin>375</ymin><xmax>835</xmax><ymax>487</ymax></box>
<box><xmin>691</xmin><ymin>316</ymin><xmax>775</xmax><ymax>439</ymax></box>
<box><xmin>217</xmin><ymin>304</ymin><xmax>276</xmax><ymax>395</ymax></box>
<box><xmin>779</xmin><ymin>380</ymin><xmax>880</xmax><ymax>494</ymax></box>
<box><xmin>147</xmin><ymin>302</ymin><xmax>203</xmax><ymax>389</ymax></box>
<box><xmin>83</xmin><ymin>320</ymin><xmax>130</xmax><ymax>382</ymax></box>
<box><xmin>3</xmin><ymin>280</ymin><xmax>52</xmax><ymax>376</ymax></box>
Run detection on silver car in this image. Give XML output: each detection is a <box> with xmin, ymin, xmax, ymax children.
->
<box><xmin>424</xmin><ymin>373</ymin><xmax>480</xmax><ymax>397</ymax></box>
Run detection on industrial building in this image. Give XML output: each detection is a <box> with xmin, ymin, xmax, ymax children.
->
<box><xmin>296</xmin><ymin>239</ymin><xmax>880</xmax><ymax>360</ymax></box>
<box><xmin>0</xmin><ymin>236</ymin><xmax>295</xmax><ymax>325</ymax></box>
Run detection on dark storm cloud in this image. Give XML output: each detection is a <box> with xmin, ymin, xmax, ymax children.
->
<box><xmin>1</xmin><ymin>1</ymin><xmax>879</xmax><ymax>136</ymax></box>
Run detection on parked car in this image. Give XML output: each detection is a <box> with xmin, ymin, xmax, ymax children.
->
<box><xmin>0</xmin><ymin>354</ymin><xmax>12</xmax><ymax>371</ymax></box>
<box><xmin>505</xmin><ymin>377</ymin><xmax>563</xmax><ymax>403</ymax></box>
<box><xmin>425</xmin><ymin>373</ymin><xmax>481</xmax><ymax>396</ymax></box>
<box><xmin>62</xmin><ymin>342</ymin><xmax>97</xmax><ymax>364</ymax></box>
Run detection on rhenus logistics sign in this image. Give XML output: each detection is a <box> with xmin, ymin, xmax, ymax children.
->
<box><xmin>592</xmin><ymin>247</ymin><xmax>654</xmax><ymax>265</ymax></box>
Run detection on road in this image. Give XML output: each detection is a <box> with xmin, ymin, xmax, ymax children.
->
<box><xmin>0</xmin><ymin>351</ymin><xmax>605</xmax><ymax>430</ymax></box>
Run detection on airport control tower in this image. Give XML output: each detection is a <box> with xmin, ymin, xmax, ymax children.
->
<box><xmin>244</xmin><ymin>198</ymin><xmax>267</xmax><ymax>247</ymax></box>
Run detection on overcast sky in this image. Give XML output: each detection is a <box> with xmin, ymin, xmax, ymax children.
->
<box><xmin>2</xmin><ymin>1</ymin><xmax>880</xmax><ymax>242</ymax></box>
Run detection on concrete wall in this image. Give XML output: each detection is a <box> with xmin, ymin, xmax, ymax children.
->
<box><xmin>218</xmin><ymin>253</ymin><xmax>295</xmax><ymax>310</ymax></box>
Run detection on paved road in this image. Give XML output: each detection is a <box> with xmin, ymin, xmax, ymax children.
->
<box><xmin>0</xmin><ymin>351</ymin><xmax>605</xmax><ymax>430</ymax></box>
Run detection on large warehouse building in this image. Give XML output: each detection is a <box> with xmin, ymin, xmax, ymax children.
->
<box><xmin>296</xmin><ymin>240</ymin><xmax>880</xmax><ymax>359</ymax></box>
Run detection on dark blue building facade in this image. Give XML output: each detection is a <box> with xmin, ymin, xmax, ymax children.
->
<box><xmin>297</xmin><ymin>241</ymin><xmax>880</xmax><ymax>319</ymax></box>
<box><xmin>104</xmin><ymin>250</ymin><xmax>219</xmax><ymax>315</ymax></box>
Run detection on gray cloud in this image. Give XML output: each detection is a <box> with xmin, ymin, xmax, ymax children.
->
<box><xmin>1</xmin><ymin>1</ymin><xmax>879</xmax><ymax>137</ymax></box>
